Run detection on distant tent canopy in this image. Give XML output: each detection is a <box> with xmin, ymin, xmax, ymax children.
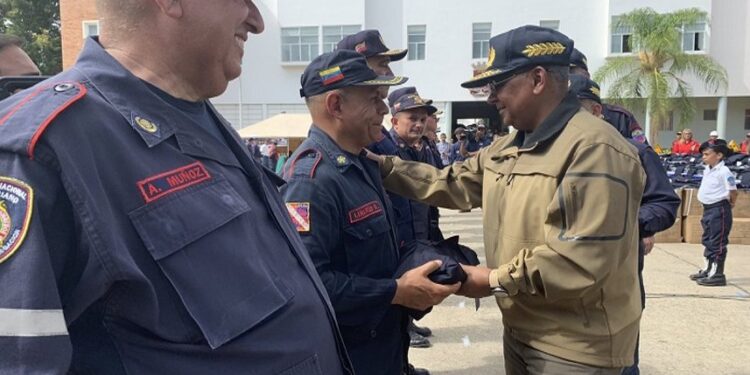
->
<box><xmin>237</xmin><ymin>113</ymin><xmax>393</xmax><ymax>139</ymax></box>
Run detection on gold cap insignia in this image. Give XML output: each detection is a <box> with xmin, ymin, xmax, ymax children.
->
<box><xmin>135</xmin><ymin>116</ymin><xmax>158</xmax><ymax>134</ymax></box>
<box><xmin>522</xmin><ymin>42</ymin><xmax>566</xmax><ymax>57</ymax></box>
<box><xmin>590</xmin><ymin>87</ymin><xmax>601</xmax><ymax>97</ymax></box>
<box><xmin>486</xmin><ymin>47</ymin><xmax>496</xmax><ymax>68</ymax></box>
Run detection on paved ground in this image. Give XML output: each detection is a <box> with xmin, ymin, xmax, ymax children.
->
<box><xmin>408</xmin><ymin>208</ymin><xmax>750</xmax><ymax>375</ymax></box>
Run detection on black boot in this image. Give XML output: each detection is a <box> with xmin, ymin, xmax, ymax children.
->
<box><xmin>405</xmin><ymin>364</ymin><xmax>430</xmax><ymax>375</ymax></box>
<box><xmin>409</xmin><ymin>330</ymin><xmax>432</xmax><ymax>348</ymax></box>
<box><xmin>697</xmin><ymin>259</ymin><xmax>727</xmax><ymax>286</ymax></box>
<box><xmin>409</xmin><ymin>321</ymin><xmax>432</xmax><ymax>337</ymax></box>
<box><xmin>689</xmin><ymin>258</ymin><xmax>711</xmax><ymax>280</ymax></box>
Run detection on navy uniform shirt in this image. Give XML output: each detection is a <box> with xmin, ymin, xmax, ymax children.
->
<box><xmin>476</xmin><ymin>135</ymin><xmax>492</xmax><ymax>149</ymax></box>
<box><xmin>630</xmin><ymin>140</ymin><xmax>680</xmax><ymax>307</ymax></box>
<box><xmin>281</xmin><ymin>126</ymin><xmax>405</xmax><ymax>375</ymax></box>
<box><xmin>603</xmin><ymin>104</ymin><xmax>648</xmax><ymax>144</ymax></box>
<box><xmin>391</xmin><ymin>129</ymin><xmax>433</xmax><ymax>241</ymax></box>
<box><xmin>369</xmin><ymin>128</ymin><xmax>416</xmax><ymax>244</ymax></box>
<box><xmin>0</xmin><ymin>38</ymin><xmax>351</xmax><ymax>374</ymax></box>
<box><xmin>449</xmin><ymin>140</ymin><xmax>467</xmax><ymax>163</ymax></box>
<box><xmin>634</xmin><ymin>142</ymin><xmax>681</xmax><ymax>239</ymax></box>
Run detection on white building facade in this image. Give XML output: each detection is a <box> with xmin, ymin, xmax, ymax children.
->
<box><xmin>213</xmin><ymin>0</ymin><xmax>750</xmax><ymax>146</ymax></box>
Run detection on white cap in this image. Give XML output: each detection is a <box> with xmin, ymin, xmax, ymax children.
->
<box><xmin>709</xmin><ymin>130</ymin><xmax>718</xmax><ymax>137</ymax></box>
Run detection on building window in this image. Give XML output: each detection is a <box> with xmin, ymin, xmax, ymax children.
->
<box><xmin>322</xmin><ymin>25</ymin><xmax>361</xmax><ymax>53</ymax></box>
<box><xmin>610</xmin><ymin>16</ymin><xmax>633</xmax><ymax>54</ymax></box>
<box><xmin>281</xmin><ymin>27</ymin><xmax>319</xmax><ymax>62</ymax></box>
<box><xmin>666</xmin><ymin>111</ymin><xmax>674</xmax><ymax>131</ymax></box>
<box><xmin>539</xmin><ymin>20</ymin><xmax>560</xmax><ymax>31</ymax></box>
<box><xmin>703</xmin><ymin>109</ymin><xmax>717</xmax><ymax>121</ymax></box>
<box><xmin>745</xmin><ymin>110</ymin><xmax>750</xmax><ymax>130</ymax></box>
<box><xmin>407</xmin><ymin>25</ymin><xmax>426</xmax><ymax>61</ymax></box>
<box><xmin>472</xmin><ymin>23</ymin><xmax>491</xmax><ymax>59</ymax></box>
<box><xmin>82</xmin><ymin>20</ymin><xmax>99</xmax><ymax>39</ymax></box>
<box><xmin>682</xmin><ymin>20</ymin><xmax>707</xmax><ymax>52</ymax></box>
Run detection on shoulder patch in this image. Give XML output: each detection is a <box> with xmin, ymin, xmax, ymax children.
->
<box><xmin>727</xmin><ymin>174</ymin><xmax>737</xmax><ymax>186</ymax></box>
<box><xmin>284</xmin><ymin>149</ymin><xmax>322</xmax><ymax>179</ymax></box>
<box><xmin>0</xmin><ymin>81</ymin><xmax>87</xmax><ymax>159</ymax></box>
<box><xmin>0</xmin><ymin>177</ymin><xmax>33</xmax><ymax>264</ymax></box>
<box><xmin>285</xmin><ymin>202</ymin><xmax>310</xmax><ymax>232</ymax></box>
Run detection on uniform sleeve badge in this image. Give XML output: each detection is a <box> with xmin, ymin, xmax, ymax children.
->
<box><xmin>285</xmin><ymin>202</ymin><xmax>310</xmax><ymax>232</ymax></box>
<box><xmin>727</xmin><ymin>175</ymin><xmax>737</xmax><ymax>187</ymax></box>
<box><xmin>0</xmin><ymin>177</ymin><xmax>33</xmax><ymax>264</ymax></box>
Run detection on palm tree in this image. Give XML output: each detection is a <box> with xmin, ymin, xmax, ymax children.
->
<box><xmin>593</xmin><ymin>7</ymin><xmax>728</xmax><ymax>143</ymax></box>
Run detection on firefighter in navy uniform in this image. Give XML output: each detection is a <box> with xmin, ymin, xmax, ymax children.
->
<box><xmin>281</xmin><ymin>50</ymin><xmax>459</xmax><ymax>375</ymax></box>
<box><xmin>338</xmin><ymin>30</ymin><xmax>436</xmax><ymax>356</ymax></box>
<box><xmin>569</xmin><ymin>48</ymin><xmax>648</xmax><ymax>143</ymax></box>
<box><xmin>388</xmin><ymin>87</ymin><xmax>441</xmax><ymax>242</ymax></box>
<box><xmin>568</xmin><ymin>75</ymin><xmax>681</xmax><ymax>375</ymax></box>
<box><xmin>0</xmin><ymin>1</ymin><xmax>352</xmax><ymax>373</ymax></box>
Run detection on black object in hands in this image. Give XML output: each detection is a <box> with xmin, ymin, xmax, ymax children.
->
<box><xmin>395</xmin><ymin>236</ymin><xmax>480</xmax><ymax>318</ymax></box>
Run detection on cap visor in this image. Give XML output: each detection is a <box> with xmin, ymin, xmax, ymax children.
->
<box><xmin>460</xmin><ymin>69</ymin><xmax>504</xmax><ymax>88</ymax></box>
<box><xmin>357</xmin><ymin>75</ymin><xmax>408</xmax><ymax>87</ymax></box>
<box><xmin>396</xmin><ymin>103</ymin><xmax>438</xmax><ymax>115</ymax></box>
<box><xmin>379</xmin><ymin>49</ymin><xmax>408</xmax><ymax>61</ymax></box>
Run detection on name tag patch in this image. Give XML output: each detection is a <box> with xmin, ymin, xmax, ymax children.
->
<box><xmin>137</xmin><ymin>162</ymin><xmax>211</xmax><ymax>203</ymax></box>
<box><xmin>286</xmin><ymin>202</ymin><xmax>310</xmax><ymax>232</ymax></box>
<box><xmin>348</xmin><ymin>201</ymin><xmax>383</xmax><ymax>224</ymax></box>
<box><xmin>0</xmin><ymin>177</ymin><xmax>33</xmax><ymax>264</ymax></box>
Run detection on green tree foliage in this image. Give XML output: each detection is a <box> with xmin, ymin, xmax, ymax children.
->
<box><xmin>594</xmin><ymin>7</ymin><xmax>728</xmax><ymax>141</ymax></box>
<box><xmin>0</xmin><ymin>0</ymin><xmax>62</xmax><ymax>75</ymax></box>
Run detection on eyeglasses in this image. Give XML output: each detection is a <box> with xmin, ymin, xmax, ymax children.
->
<box><xmin>487</xmin><ymin>67</ymin><xmax>545</xmax><ymax>96</ymax></box>
<box><xmin>488</xmin><ymin>74</ymin><xmax>519</xmax><ymax>96</ymax></box>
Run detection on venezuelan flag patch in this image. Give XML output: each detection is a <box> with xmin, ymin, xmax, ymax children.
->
<box><xmin>0</xmin><ymin>177</ymin><xmax>33</xmax><ymax>264</ymax></box>
<box><xmin>319</xmin><ymin>66</ymin><xmax>344</xmax><ymax>86</ymax></box>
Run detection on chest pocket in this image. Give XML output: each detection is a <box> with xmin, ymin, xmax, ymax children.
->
<box><xmin>129</xmin><ymin>177</ymin><xmax>293</xmax><ymax>349</ymax></box>
<box><xmin>343</xmin><ymin>212</ymin><xmax>396</xmax><ymax>276</ymax></box>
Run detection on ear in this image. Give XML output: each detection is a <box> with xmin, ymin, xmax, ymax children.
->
<box><xmin>324</xmin><ymin>91</ymin><xmax>345</xmax><ymax>119</ymax></box>
<box><xmin>531</xmin><ymin>67</ymin><xmax>547</xmax><ymax>95</ymax></box>
<box><xmin>151</xmin><ymin>0</ymin><xmax>183</xmax><ymax>18</ymax></box>
<box><xmin>592</xmin><ymin>103</ymin><xmax>604</xmax><ymax>118</ymax></box>
<box><xmin>390</xmin><ymin>115</ymin><xmax>399</xmax><ymax>129</ymax></box>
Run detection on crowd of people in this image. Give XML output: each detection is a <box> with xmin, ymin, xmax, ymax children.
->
<box><xmin>0</xmin><ymin>1</ymin><xmax>738</xmax><ymax>374</ymax></box>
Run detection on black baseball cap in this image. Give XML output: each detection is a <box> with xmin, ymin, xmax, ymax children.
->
<box><xmin>568</xmin><ymin>75</ymin><xmax>601</xmax><ymax>104</ymax></box>
<box><xmin>388</xmin><ymin>87</ymin><xmax>437</xmax><ymax>115</ymax></box>
<box><xmin>570</xmin><ymin>48</ymin><xmax>589</xmax><ymax>72</ymax></box>
<box><xmin>300</xmin><ymin>50</ymin><xmax>408</xmax><ymax>98</ymax></box>
<box><xmin>699</xmin><ymin>139</ymin><xmax>729</xmax><ymax>155</ymax></box>
<box><xmin>337</xmin><ymin>29</ymin><xmax>408</xmax><ymax>61</ymax></box>
<box><xmin>461</xmin><ymin>25</ymin><xmax>574</xmax><ymax>88</ymax></box>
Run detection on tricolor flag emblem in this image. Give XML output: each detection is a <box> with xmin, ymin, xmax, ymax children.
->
<box><xmin>320</xmin><ymin>66</ymin><xmax>344</xmax><ymax>86</ymax></box>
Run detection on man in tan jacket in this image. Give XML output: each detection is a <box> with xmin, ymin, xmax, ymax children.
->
<box><xmin>371</xmin><ymin>25</ymin><xmax>645</xmax><ymax>374</ymax></box>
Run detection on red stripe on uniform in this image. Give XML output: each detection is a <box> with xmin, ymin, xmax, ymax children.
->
<box><xmin>27</xmin><ymin>82</ymin><xmax>88</xmax><ymax>160</ymax></box>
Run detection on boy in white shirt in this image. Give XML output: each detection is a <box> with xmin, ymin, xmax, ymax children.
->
<box><xmin>691</xmin><ymin>141</ymin><xmax>737</xmax><ymax>286</ymax></box>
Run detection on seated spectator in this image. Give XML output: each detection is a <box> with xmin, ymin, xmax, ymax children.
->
<box><xmin>672</xmin><ymin>129</ymin><xmax>700</xmax><ymax>155</ymax></box>
<box><xmin>741</xmin><ymin>133</ymin><xmax>750</xmax><ymax>155</ymax></box>
<box><xmin>671</xmin><ymin>131</ymin><xmax>682</xmax><ymax>151</ymax></box>
<box><xmin>706</xmin><ymin>130</ymin><xmax>719</xmax><ymax>145</ymax></box>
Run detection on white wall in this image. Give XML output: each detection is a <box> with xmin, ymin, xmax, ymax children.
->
<box><xmin>213</xmin><ymin>0</ymin><xmax>364</xmax><ymax>107</ymax></box>
<box><xmin>398</xmin><ymin>0</ymin><xmax>608</xmax><ymax>101</ymax></box>
<box><xmin>213</xmin><ymin>0</ymin><xmax>750</xmax><ymax>132</ymax></box>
